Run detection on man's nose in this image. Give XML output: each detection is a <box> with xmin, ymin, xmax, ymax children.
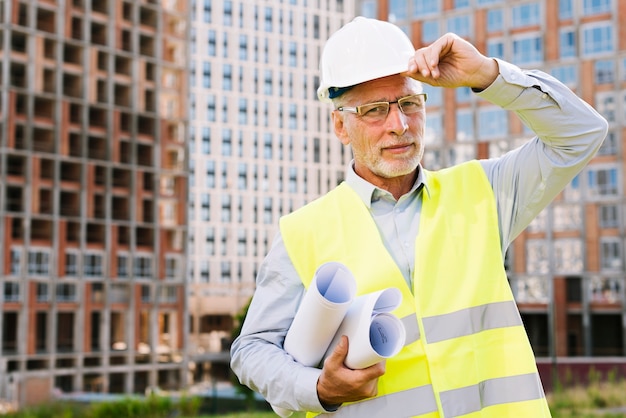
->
<box><xmin>386</xmin><ymin>103</ymin><xmax>409</xmax><ymax>134</ymax></box>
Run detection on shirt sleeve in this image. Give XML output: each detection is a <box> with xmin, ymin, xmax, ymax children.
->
<box><xmin>477</xmin><ymin>59</ymin><xmax>608</xmax><ymax>253</ymax></box>
<box><xmin>230</xmin><ymin>232</ymin><xmax>329</xmax><ymax>413</ymax></box>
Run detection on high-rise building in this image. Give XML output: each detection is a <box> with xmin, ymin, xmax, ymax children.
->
<box><xmin>358</xmin><ymin>0</ymin><xmax>625</xmax><ymax>376</ymax></box>
<box><xmin>0</xmin><ymin>0</ymin><xmax>189</xmax><ymax>406</ymax></box>
<box><xmin>186</xmin><ymin>0</ymin><xmax>355</xmax><ymax>383</ymax></box>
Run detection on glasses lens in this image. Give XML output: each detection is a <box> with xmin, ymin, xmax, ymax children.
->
<box><xmin>358</xmin><ymin>102</ymin><xmax>390</xmax><ymax>121</ymax></box>
<box><xmin>398</xmin><ymin>94</ymin><xmax>426</xmax><ymax>114</ymax></box>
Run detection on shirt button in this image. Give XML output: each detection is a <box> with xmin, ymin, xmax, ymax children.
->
<box><xmin>403</xmin><ymin>242</ymin><xmax>410</xmax><ymax>248</ymax></box>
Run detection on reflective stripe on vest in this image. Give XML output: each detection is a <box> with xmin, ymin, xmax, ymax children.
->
<box><xmin>423</xmin><ymin>300</ymin><xmax>522</xmax><ymax>344</ymax></box>
<box><xmin>402</xmin><ymin>300</ymin><xmax>522</xmax><ymax>346</ymax></box>
<box><xmin>317</xmin><ymin>385</ymin><xmax>438</xmax><ymax>418</ymax></box>
<box><xmin>315</xmin><ymin>373</ymin><xmax>544</xmax><ymax>418</ymax></box>
<box><xmin>440</xmin><ymin>373</ymin><xmax>544</xmax><ymax>417</ymax></box>
<box><xmin>401</xmin><ymin>313</ymin><xmax>420</xmax><ymax>345</ymax></box>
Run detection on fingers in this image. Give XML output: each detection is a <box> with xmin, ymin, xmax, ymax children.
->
<box><xmin>316</xmin><ymin>336</ymin><xmax>386</xmax><ymax>405</ymax></box>
<box><xmin>408</xmin><ymin>33</ymin><xmax>457</xmax><ymax>79</ymax></box>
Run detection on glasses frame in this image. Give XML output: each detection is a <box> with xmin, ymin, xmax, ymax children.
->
<box><xmin>336</xmin><ymin>93</ymin><xmax>428</xmax><ymax>121</ymax></box>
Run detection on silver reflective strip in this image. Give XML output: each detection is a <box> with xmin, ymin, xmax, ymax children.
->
<box><xmin>401</xmin><ymin>313</ymin><xmax>420</xmax><ymax>345</ymax></box>
<box><xmin>317</xmin><ymin>385</ymin><xmax>438</xmax><ymax>418</ymax></box>
<box><xmin>423</xmin><ymin>300</ymin><xmax>522</xmax><ymax>344</ymax></box>
<box><xmin>440</xmin><ymin>373</ymin><xmax>545</xmax><ymax>417</ymax></box>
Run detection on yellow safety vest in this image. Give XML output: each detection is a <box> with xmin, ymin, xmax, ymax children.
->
<box><xmin>279</xmin><ymin>160</ymin><xmax>551</xmax><ymax>418</ymax></box>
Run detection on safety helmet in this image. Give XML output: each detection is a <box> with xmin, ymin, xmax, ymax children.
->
<box><xmin>317</xmin><ymin>17</ymin><xmax>416</xmax><ymax>103</ymax></box>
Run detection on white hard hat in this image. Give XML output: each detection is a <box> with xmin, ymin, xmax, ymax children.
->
<box><xmin>317</xmin><ymin>17</ymin><xmax>416</xmax><ymax>103</ymax></box>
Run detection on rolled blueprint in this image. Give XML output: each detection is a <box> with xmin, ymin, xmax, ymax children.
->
<box><xmin>272</xmin><ymin>263</ymin><xmax>406</xmax><ymax>417</ymax></box>
<box><xmin>283</xmin><ymin>261</ymin><xmax>358</xmax><ymax>366</ymax></box>
<box><xmin>273</xmin><ymin>261</ymin><xmax>357</xmax><ymax>417</ymax></box>
<box><xmin>324</xmin><ymin>287</ymin><xmax>406</xmax><ymax>369</ymax></box>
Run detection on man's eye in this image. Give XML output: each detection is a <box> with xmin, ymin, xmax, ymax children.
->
<box><xmin>362</xmin><ymin>104</ymin><xmax>388</xmax><ymax>116</ymax></box>
<box><xmin>401</xmin><ymin>101</ymin><xmax>422</xmax><ymax>110</ymax></box>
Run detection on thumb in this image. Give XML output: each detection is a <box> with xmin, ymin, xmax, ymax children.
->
<box><xmin>328</xmin><ymin>335</ymin><xmax>349</xmax><ymax>363</ymax></box>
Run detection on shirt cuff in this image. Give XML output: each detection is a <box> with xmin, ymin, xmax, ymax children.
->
<box><xmin>294</xmin><ymin>366</ymin><xmax>331</xmax><ymax>413</ymax></box>
<box><xmin>475</xmin><ymin>58</ymin><xmax>540</xmax><ymax>107</ymax></box>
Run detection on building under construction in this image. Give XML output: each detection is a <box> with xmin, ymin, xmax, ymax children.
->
<box><xmin>0</xmin><ymin>0</ymin><xmax>189</xmax><ymax>406</ymax></box>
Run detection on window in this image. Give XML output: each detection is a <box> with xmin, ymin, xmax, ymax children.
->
<box><xmin>456</xmin><ymin>109</ymin><xmax>474</xmax><ymax>142</ymax></box>
<box><xmin>239</xmin><ymin>34</ymin><xmax>248</xmax><ymax>60</ymax></box>
<box><xmin>512</xmin><ymin>276</ymin><xmax>549</xmax><ymax>304</ymax></box>
<box><xmin>200</xmin><ymin>260</ymin><xmax>210</xmax><ymax>283</ymax></box>
<box><xmin>526</xmin><ymin>239</ymin><xmax>549</xmax><ymax>274</ymax></box>
<box><xmin>361</xmin><ymin>0</ymin><xmax>377</xmax><ymax>18</ymax></box>
<box><xmin>595</xmin><ymin>92</ymin><xmax>616</xmax><ymax>123</ymax></box>
<box><xmin>446</xmin><ymin>15</ymin><xmax>471</xmax><ymax>37</ymax></box>
<box><xmin>203</xmin><ymin>0</ymin><xmax>211</xmax><ymax>23</ymax></box>
<box><xmin>587</xmin><ymin>166</ymin><xmax>618</xmax><ymax>197</ymax></box>
<box><xmin>206</xmin><ymin>160</ymin><xmax>215</xmax><ymax>188</ymax></box>
<box><xmin>201</xmin><ymin>193</ymin><xmax>210</xmax><ymax>221</ymax></box>
<box><xmin>554</xmin><ymin>239</ymin><xmax>583</xmax><ymax>273</ymax></box>
<box><xmin>165</xmin><ymin>256</ymin><xmax>181</xmax><ymax>279</ymax></box>
<box><xmin>597</xmin><ymin>130</ymin><xmax>617</xmax><ymax>156</ymax></box>
<box><xmin>559</xmin><ymin>0</ymin><xmax>573</xmax><ymax>19</ymax></box>
<box><xmin>487</xmin><ymin>9</ymin><xmax>503</xmax><ymax>32</ymax></box>
<box><xmin>56</xmin><ymin>283</ymin><xmax>76</xmax><ymax>302</ymax></box>
<box><xmin>28</xmin><ymin>250</ymin><xmax>50</xmax><ymax>276</ymax></box>
<box><xmin>594</xmin><ymin>59</ymin><xmax>614</xmax><ymax>84</ymax></box>
<box><xmin>206</xmin><ymin>94</ymin><xmax>216</xmax><ymax>121</ymax></box>
<box><xmin>10</xmin><ymin>248</ymin><xmax>21</xmax><ymax>276</ymax></box>
<box><xmin>84</xmin><ymin>253</ymin><xmax>103</xmax><ymax>277</ymax></box>
<box><xmin>590</xmin><ymin>276</ymin><xmax>622</xmax><ymax>304</ymax></box>
<box><xmin>559</xmin><ymin>28</ymin><xmax>576</xmax><ymax>59</ymax></box>
<box><xmin>207</xmin><ymin>30</ymin><xmax>216</xmax><ymax>56</ymax></box>
<box><xmin>238</xmin><ymin>98</ymin><xmax>247</xmax><ymax>125</ymax></box>
<box><xmin>202</xmin><ymin>61</ymin><xmax>211</xmax><ymax>88</ymax></box>
<box><xmin>36</xmin><ymin>283</ymin><xmax>49</xmax><ymax>302</ymax></box>
<box><xmin>413</xmin><ymin>0</ymin><xmax>440</xmax><ymax>16</ymax></box>
<box><xmin>65</xmin><ymin>252</ymin><xmax>79</xmax><ymax>276</ymax></box>
<box><xmin>599</xmin><ymin>204</ymin><xmax>619</xmax><ymax>228</ymax></box>
<box><xmin>582</xmin><ymin>23</ymin><xmax>614</xmax><ymax>57</ymax></box>
<box><xmin>224</xmin><ymin>0</ymin><xmax>233</xmax><ymax>26</ymax></box>
<box><xmin>511</xmin><ymin>2</ymin><xmax>541</xmax><ymax>28</ymax></box>
<box><xmin>159</xmin><ymin>286</ymin><xmax>178</xmax><ymax>303</ymax></box>
<box><xmin>583</xmin><ymin>0</ymin><xmax>611</xmax><ymax>15</ymax></box>
<box><xmin>512</xmin><ymin>35</ymin><xmax>543</xmax><ymax>65</ymax></box>
<box><xmin>141</xmin><ymin>285</ymin><xmax>151</xmax><ymax>303</ymax></box>
<box><xmin>222</xmin><ymin>64</ymin><xmax>232</xmax><ymax>91</ymax></box>
<box><xmin>550</xmin><ymin>65</ymin><xmax>577</xmax><ymax>85</ymax></box>
<box><xmin>4</xmin><ymin>282</ymin><xmax>20</xmax><ymax>302</ymax></box>
<box><xmin>600</xmin><ymin>238</ymin><xmax>622</xmax><ymax>270</ymax></box>
<box><xmin>487</xmin><ymin>39</ymin><xmax>504</xmax><ymax>59</ymax></box>
<box><xmin>553</xmin><ymin>204</ymin><xmax>582</xmax><ymax>230</ymax></box>
<box><xmin>389</xmin><ymin>0</ymin><xmax>408</xmax><ymax>21</ymax></box>
<box><xmin>117</xmin><ymin>254</ymin><xmax>129</xmax><ymax>278</ymax></box>
<box><xmin>478</xmin><ymin>107</ymin><xmax>508</xmax><ymax>139</ymax></box>
<box><xmin>220</xmin><ymin>261</ymin><xmax>232</xmax><ymax>283</ymax></box>
<box><xmin>134</xmin><ymin>255</ymin><xmax>153</xmax><ymax>278</ymax></box>
<box><xmin>422</xmin><ymin>20</ymin><xmax>439</xmax><ymax>43</ymax></box>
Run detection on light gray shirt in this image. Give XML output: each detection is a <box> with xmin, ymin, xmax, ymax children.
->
<box><xmin>230</xmin><ymin>59</ymin><xmax>608</xmax><ymax>413</ymax></box>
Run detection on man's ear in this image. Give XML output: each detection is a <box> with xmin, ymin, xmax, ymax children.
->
<box><xmin>332</xmin><ymin>111</ymin><xmax>351</xmax><ymax>145</ymax></box>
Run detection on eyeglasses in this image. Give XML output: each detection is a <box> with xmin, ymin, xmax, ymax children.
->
<box><xmin>337</xmin><ymin>93</ymin><xmax>428</xmax><ymax>122</ymax></box>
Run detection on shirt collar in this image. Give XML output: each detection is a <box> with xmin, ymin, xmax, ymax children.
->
<box><xmin>344</xmin><ymin>160</ymin><xmax>429</xmax><ymax>208</ymax></box>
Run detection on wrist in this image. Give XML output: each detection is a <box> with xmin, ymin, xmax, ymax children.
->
<box><xmin>472</xmin><ymin>58</ymin><xmax>499</xmax><ymax>92</ymax></box>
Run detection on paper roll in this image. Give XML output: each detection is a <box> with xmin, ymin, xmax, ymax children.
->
<box><xmin>273</xmin><ymin>262</ymin><xmax>357</xmax><ymax>417</ymax></box>
<box><xmin>324</xmin><ymin>287</ymin><xmax>406</xmax><ymax>369</ymax></box>
<box><xmin>271</xmin><ymin>264</ymin><xmax>406</xmax><ymax>417</ymax></box>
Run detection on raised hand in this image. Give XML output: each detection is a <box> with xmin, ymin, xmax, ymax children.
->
<box><xmin>406</xmin><ymin>33</ymin><xmax>499</xmax><ymax>91</ymax></box>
